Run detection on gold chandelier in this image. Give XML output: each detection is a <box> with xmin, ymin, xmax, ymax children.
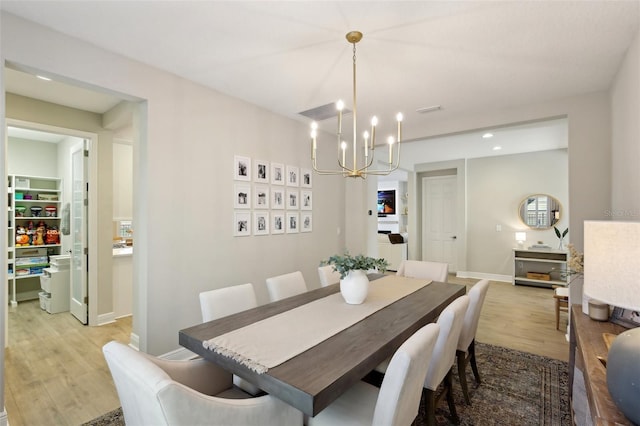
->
<box><xmin>310</xmin><ymin>31</ymin><xmax>403</xmax><ymax>178</ymax></box>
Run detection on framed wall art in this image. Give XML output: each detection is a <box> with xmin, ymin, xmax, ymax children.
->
<box><xmin>254</xmin><ymin>211</ymin><xmax>270</xmax><ymax>236</ymax></box>
<box><xmin>254</xmin><ymin>159</ymin><xmax>269</xmax><ymax>183</ymax></box>
<box><xmin>271</xmin><ymin>162</ymin><xmax>284</xmax><ymax>185</ymax></box>
<box><xmin>610</xmin><ymin>307</ymin><xmax>640</xmax><ymax>328</ymax></box>
<box><xmin>287</xmin><ymin>189</ymin><xmax>299</xmax><ymax>209</ymax></box>
<box><xmin>272</xmin><ymin>213</ymin><xmax>285</xmax><ymax>234</ymax></box>
<box><xmin>301</xmin><ymin>168</ymin><xmax>312</xmax><ymax>188</ymax></box>
<box><xmin>234</xmin><ymin>211</ymin><xmax>251</xmax><ymax>237</ymax></box>
<box><xmin>254</xmin><ymin>185</ymin><xmax>270</xmax><ymax>209</ymax></box>
<box><xmin>234</xmin><ymin>155</ymin><xmax>251</xmax><ymax>181</ymax></box>
<box><xmin>301</xmin><ymin>190</ymin><xmax>312</xmax><ymax>210</ymax></box>
<box><xmin>301</xmin><ymin>213</ymin><xmax>312</xmax><ymax>233</ymax></box>
<box><xmin>286</xmin><ymin>212</ymin><xmax>299</xmax><ymax>233</ymax></box>
<box><xmin>286</xmin><ymin>165</ymin><xmax>299</xmax><ymax>187</ymax></box>
<box><xmin>234</xmin><ymin>183</ymin><xmax>251</xmax><ymax>209</ymax></box>
<box><xmin>272</xmin><ymin>188</ymin><xmax>285</xmax><ymax>209</ymax></box>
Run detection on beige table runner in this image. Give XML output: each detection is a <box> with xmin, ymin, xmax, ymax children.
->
<box><xmin>203</xmin><ymin>275</ymin><xmax>431</xmax><ymax>373</ymax></box>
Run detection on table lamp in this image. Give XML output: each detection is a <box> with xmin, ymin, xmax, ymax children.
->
<box><xmin>515</xmin><ymin>231</ymin><xmax>526</xmax><ymax>247</ymax></box>
<box><xmin>583</xmin><ymin>220</ymin><xmax>640</xmax><ymax>424</ymax></box>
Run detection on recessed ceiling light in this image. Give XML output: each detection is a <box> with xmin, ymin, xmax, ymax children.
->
<box><xmin>36</xmin><ymin>75</ymin><xmax>52</xmax><ymax>81</ymax></box>
<box><xmin>482</xmin><ymin>133</ymin><xmax>494</xmax><ymax>139</ymax></box>
<box><xmin>492</xmin><ymin>146</ymin><xmax>502</xmax><ymax>151</ymax></box>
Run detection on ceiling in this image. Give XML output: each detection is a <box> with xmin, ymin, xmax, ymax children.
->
<box><xmin>2</xmin><ymin>1</ymin><xmax>638</xmax><ymax>154</ymax></box>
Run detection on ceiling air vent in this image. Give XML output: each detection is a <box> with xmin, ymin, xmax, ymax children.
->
<box><xmin>299</xmin><ymin>103</ymin><xmax>351</xmax><ymax>121</ymax></box>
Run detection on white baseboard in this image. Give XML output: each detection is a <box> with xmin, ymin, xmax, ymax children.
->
<box><xmin>160</xmin><ymin>347</ymin><xmax>200</xmax><ymax>360</ymax></box>
<box><xmin>129</xmin><ymin>332</ymin><xmax>140</xmax><ymax>351</ymax></box>
<box><xmin>97</xmin><ymin>312</ymin><xmax>116</xmax><ymax>326</ymax></box>
<box><xmin>455</xmin><ymin>271</ymin><xmax>511</xmax><ymax>283</ymax></box>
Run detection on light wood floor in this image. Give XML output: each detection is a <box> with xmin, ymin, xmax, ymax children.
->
<box><xmin>4</xmin><ymin>277</ymin><xmax>569</xmax><ymax>426</ymax></box>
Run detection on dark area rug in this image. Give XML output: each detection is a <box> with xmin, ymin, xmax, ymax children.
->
<box><xmin>83</xmin><ymin>342</ymin><xmax>569</xmax><ymax>426</ymax></box>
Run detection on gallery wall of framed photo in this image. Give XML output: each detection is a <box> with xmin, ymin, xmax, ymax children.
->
<box><xmin>233</xmin><ymin>155</ymin><xmax>313</xmax><ymax>237</ymax></box>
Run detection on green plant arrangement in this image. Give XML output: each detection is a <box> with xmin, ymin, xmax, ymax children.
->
<box><xmin>320</xmin><ymin>252</ymin><xmax>389</xmax><ymax>279</ymax></box>
<box><xmin>554</xmin><ymin>226</ymin><xmax>568</xmax><ymax>240</ymax></box>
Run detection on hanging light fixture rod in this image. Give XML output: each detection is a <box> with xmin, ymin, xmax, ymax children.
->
<box><xmin>310</xmin><ymin>31</ymin><xmax>403</xmax><ymax>179</ymax></box>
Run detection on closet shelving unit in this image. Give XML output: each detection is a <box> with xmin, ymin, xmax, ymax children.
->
<box><xmin>7</xmin><ymin>175</ymin><xmax>62</xmax><ymax>306</ymax></box>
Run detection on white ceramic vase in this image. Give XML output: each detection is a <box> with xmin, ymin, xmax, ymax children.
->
<box><xmin>340</xmin><ymin>270</ymin><xmax>369</xmax><ymax>304</ymax></box>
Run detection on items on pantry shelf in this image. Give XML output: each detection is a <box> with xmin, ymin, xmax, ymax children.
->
<box><xmin>30</xmin><ymin>206</ymin><xmax>42</xmax><ymax>217</ymax></box>
<box><xmin>45</xmin><ymin>206</ymin><xmax>57</xmax><ymax>217</ymax></box>
<box><xmin>15</xmin><ymin>206</ymin><xmax>26</xmax><ymax>217</ymax></box>
<box><xmin>15</xmin><ymin>221</ymin><xmax>60</xmax><ymax>246</ymax></box>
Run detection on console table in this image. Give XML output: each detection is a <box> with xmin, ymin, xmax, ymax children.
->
<box><xmin>513</xmin><ymin>248</ymin><xmax>568</xmax><ymax>288</ymax></box>
<box><xmin>569</xmin><ymin>305</ymin><xmax>631</xmax><ymax>425</ymax></box>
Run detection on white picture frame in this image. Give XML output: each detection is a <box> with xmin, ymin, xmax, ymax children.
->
<box><xmin>287</xmin><ymin>189</ymin><xmax>299</xmax><ymax>210</ymax></box>
<box><xmin>234</xmin><ymin>183</ymin><xmax>251</xmax><ymax>209</ymax></box>
<box><xmin>254</xmin><ymin>159</ymin><xmax>269</xmax><ymax>183</ymax></box>
<box><xmin>301</xmin><ymin>190</ymin><xmax>312</xmax><ymax>210</ymax></box>
<box><xmin>254</xmin><ymin>185</ymin><xmax>270</xmax><ymax>209</ymax></box>
<box><xmin>300</xmin><ymin>168</ymin><xmax>312</xmax><ymax>188</ymax></box>
<box><xmin>234</xmin><ymin>155</ymin><xmax>251</xmax><ymax>181</ymax></box>
<box><xmin>272</xmin><ymin>213</ymin><xmax>285</xmax><ymax>234</ymax></box>
<box><xmin>286</xmin><ymin>165</ymin><xmax>299</xmax><ymax>187</ymax></box>
<box><xmin>272</xmin><ymin>188</ymin><xmax>285</xmax><ymax>210</ymax></box>
<box><xmin>271</xmin><ymin>162</ymin><xmax>285</xmax><ymax>186</ymax></box>
<box><xmin>234</xmin><ymin>211</ymin><xmax>251</xmax><ymax>236</ymax></box>
<box><xmin>286</xmin><ymin>212</ymin><xmax>299</xmax><ymax>233</ymax></box>
<box><xmin>253</xmin><ymin>211</ymin><xmax>270</xmax><ymax>236</ymax></box>
<box><xmin>301</xmin><ymin>213</ymin><xmax>312</xmax><ymax>233</ymax></box>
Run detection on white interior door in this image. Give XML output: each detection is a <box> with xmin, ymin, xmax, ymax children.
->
<box><xmin>70</xmin><ymin>141</ymin><xmax>88</xmax><ymax>324</ymax></box>
<box><xmin>422</xmin><ymin>175</ymin><xmax>458</xmax><ymax>272</ymax></box>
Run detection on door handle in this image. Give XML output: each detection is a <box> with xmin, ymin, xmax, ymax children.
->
<box><xmin>452</xmin><ymin>236</ymin><xmax>457</xmax><ymax>239</ymax></box>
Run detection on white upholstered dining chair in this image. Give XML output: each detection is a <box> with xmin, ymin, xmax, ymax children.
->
<box><xmin>102</xmin><ymin>341</ymin><xmax>303</xmax><ymax>426</ymax></box>
<box><xmin>456</xmin><ymin>279</ymin><xmax>490</xmax><ymax>404</ymax></box>
<box><xmin>265</xmin><ymin>271</ymin><xmax>307</xmax><ymax>302</ymax></box>
<box><xmin>396</xmin><ymin>260</ymin><xmax>449</xmax><ymax>283</ymax></box>
<box><xmin>317</xmin><ymin>265</ymin><xmax>341</xmax><ymax>287</ymax></box>
<box><xmin>422</xmin><ymin>295</ymin><xmax>470</xmax><ymax>426</ymax></box>
<box><xmin>307</xmin><ymin>323</ymin><xmax>440</xmax><ymax>426</ymax></box>
<box><xmin>199</xmin><ymin>283</ymin><xmax>261</xmax><ymax>395</ymax></box>
<box><xmin>199</xmin><ymin>283</ymin><xmax>257</xmax><ymax>323</ymax></box>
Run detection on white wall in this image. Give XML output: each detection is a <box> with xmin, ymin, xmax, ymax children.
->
<box><xmin>7</xmin><ymin>137</ymin><xmax>58</xmax><ymax>177</ymax></box>
<box><xmin>611</xmin><ymin>28</ymin><xmax>640</xmax><ymax>218</ymax></box>
<box><xmin>1</xmin><ymin>12</ymin><xmax>345</xmax><ymax>355</ymax></box>
<box><xmin>112</xmin><ymin>141</ymin><xmax>132</xmax><ymax>220</ymax></box>
<box><xmin>466</xmin><ymin>149</ymin><xmax>568</xmax><ymax>276</ymax></box>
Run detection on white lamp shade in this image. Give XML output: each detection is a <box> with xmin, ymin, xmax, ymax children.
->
<box><xmin>515</xmin><ymin>232</ymin><xmax>527</xmax><ymax>242</ymax></box>
<box><xmin>583</xmin><ymin>220</ymin><xmax>640</xmax><ymax>311</ymax></box>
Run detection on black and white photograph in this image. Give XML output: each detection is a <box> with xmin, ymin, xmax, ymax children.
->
<box><xmin>234</xmin><ymin>211</ymin><xmax>251</xmax><ymax>237</ymax></box>
<box><xmin>301</xmin><ymin>168</ymin><xmax>312</xmax><ymax>188</ymax></box>
<box><xmin>272</xmin><ymin>188</ymin><xmax>284</xmax><ymax>210</ymax></box>
<box><xmin>272</xmin><ymin>213</ymin><xmax>285</xmax><ymax>235</ymax></box>
<box><xmin>254</xmin><ymin>159</ymin><xmax>269</xmax><ymax>183</ymax></box>
<box><xmin>287</xmin><ymin>189</ymin><xmax>299</xmax><ymax>209</ymax></box>
<box><xmin>301</xmin><ymin>190</ymin><xmax>312</xmax><ymax>210</ymax></box>
<box><xmin>286</xmin><ymin>212</ymin><xmax>299</xmax><ymax>233</ymax></box>
<box><xmin>254</xmin><ymin>185</ymin><xmax>270</xmax><ymax>209</ymax></box>
<box><xmin>234</xmin><ymin>183</ymin><xmax>251</xmax><ymax>209</ymax></box>
<box><xmin>271</xmin><ymin>162</ymin><xmax>284</xmax><ymax>185</ymax></box>
<box><xmin>234</xmin><ymin>155</ymin><xmax>251</xmax><ymax>181</ymax></box>
<box><xmin>286</xmin><ymin>165</ymin><xmax>299</xmax><ymax>187</ymax></box>
<box><xmin>301</xmin><ymin>213</ymin><xmax>312</xmax><ymax>233</ymax></box>
<box><xmin>254</xmin><ymin>211</ymin><xmax>269</xmax><ymax>236</ymax></box>
<box><xmin>610</xmin><ymin>307</ymin><xmax>640</xmax><ymax>328</ymax></box>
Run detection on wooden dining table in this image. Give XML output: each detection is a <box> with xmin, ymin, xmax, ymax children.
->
<box><xmin>179</xmin><ymin>276</ymin><xmax>466</xmax><ymax>417</ymax></box>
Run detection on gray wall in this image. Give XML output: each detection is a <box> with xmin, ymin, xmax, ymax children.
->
<box><xmin>1</xmin><ymin>13</ymin><xmax>345</xmax><ymax>355</ymax></box>
<box><xmin>466</xmin><ymin>149</ymin><xmax>568</xmax><ymax>276</ymax></box>
<box><xmin>611</xmin><ymin>29</ymin><xmax>640</xmax><ymax>219</ymax></box>
<box><xmin>1</xmin><ymin>12</ymin><xmax>638</xmax><ymax>355</ymax></box>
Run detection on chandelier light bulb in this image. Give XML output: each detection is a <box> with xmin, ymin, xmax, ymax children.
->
<box><xmin>336</xmin><ymin>100</ymin><xmax>345</xmax><ymax>111</ymax></box>
<box><xmin>387</xmin><ymin>136</ymin><xmax>395</xmax><ymax>146</ymax></box>
<box><xmin>371</xmin><ymin>116</ymin><xmax>378</xmax><ymax>126</ymax></box>
<box><xmin>396</xmin><ymin>113</ymin><xmax>403</xmax><ymax>122</ymax></box>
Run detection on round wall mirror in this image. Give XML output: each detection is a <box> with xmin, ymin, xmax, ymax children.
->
<box><xmin>518</xmin><ymin>194</ymin><xmax>561</xmax><ymax>229</ymax></box>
